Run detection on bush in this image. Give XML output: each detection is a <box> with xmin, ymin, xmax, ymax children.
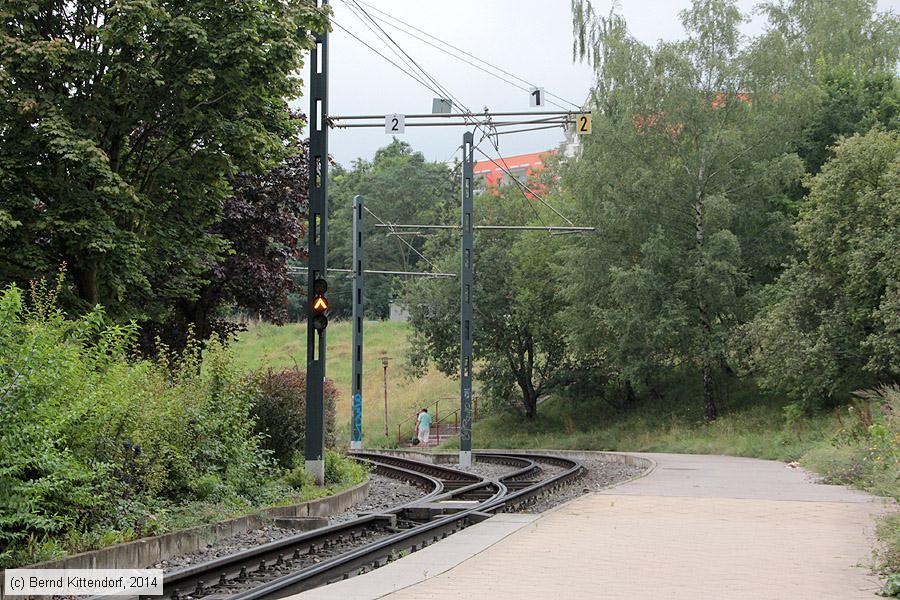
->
<box><xmin>324</xmin><ymin>449</ymin><xmax>367</xmax><ymax>486</ymax></box>
<box><xmin>0</xmin><ymin>280</ymin><xmax>277</xmax><ymax>567</ymax></box>
<box><xmin>802</xmin><ymin>385</ymin><xmax>899</xmax><ymax>588</ymax></box>
<box><xmin>282</xmin><ymin>464</ymin><xmax>316</xmax><ymax>490</ymax></box>
<box><xmin>253</xmin><ymin>369</ymin><xmax>337</xmax><ymax>467</ymax></box>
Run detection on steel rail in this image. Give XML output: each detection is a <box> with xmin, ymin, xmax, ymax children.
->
<box><xmin>141</xmin><ymin>462</ymin><xmax>444</xmax><ymax>600</ymax></box>
<box><xmin>351</xmin><ymin>452</ymin><xmax>484</xmax><ymax>489</ymax></box>
<box><xmin>157</xmin><ymin>516</ymin><xmax>395</xmax><ymax>600</ymax></box>
<box><xmin>225</xmin><ymin>454</ymin><xmax>504</xmax><ymax>599</ymax></box>
<box><xmin>354</xmin><ymin>458</ymin><xmax>445</xmax><ymax>506</ymax></box>
<box><xmin>142</xmin><ymin>452</ymin><xmax>582</xmax><ymax>600</ymax></box>
<box><xmin>224</xmin><ymin>452</ymin><xmax>583</xmax><ymax>599</ymax></box>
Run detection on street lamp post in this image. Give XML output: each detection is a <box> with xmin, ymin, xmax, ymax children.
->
<box><xmin>381</xmin><ymin>356</ymin><xmax>392</xmax><ymax>438</ymax></box>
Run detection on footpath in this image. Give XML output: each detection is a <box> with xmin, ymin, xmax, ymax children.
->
<box><xmin>295</xmin><ymin>452</ymin><xmax>893</xmax><ymax>599</ymax></box>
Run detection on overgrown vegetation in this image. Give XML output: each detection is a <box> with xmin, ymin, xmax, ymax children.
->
<box><xmin>232</xmin><ymin>320</ymin><xmax>458</xmax><ymax>446</ymax></box>
<box><xmin>0</xmin><ymin>281</ymin><xmax>363</xmax><ymax>568</ymax></box>
<box><xmin>0</xmin><ymin>1</ymin><xmax>324</xmax><ymax>354</ymax></box>
<box><xmin>254</xmin><ymin>368</ymin><xmax>338</xmax><ymax>467</ymax></box>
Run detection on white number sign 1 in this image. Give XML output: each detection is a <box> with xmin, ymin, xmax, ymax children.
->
<box><xmin>576</xmin><ymin>113</ymin><xmax>592</xmax><ymax>135</ymax></box>
<box><xmin>385</xmin><ymin>114</ymin><xmax>405</xmax><ymax>134</ymax></box>
<box><xmin>529</xmin><ymin>87</ymin><xmax>545</xmax><ymax>107</ymax></box>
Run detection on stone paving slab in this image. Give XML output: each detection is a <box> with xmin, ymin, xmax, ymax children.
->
<box><xmin>381</xmin><ymin>494</ymin><xmax>886</xmax><ymax>599</ymax></box>
<box><xmin>613</xmin><ymin>452</ymin><xmax>878</xmax><ymax>502</ymax></box>
<box><xmin>294</xmin><ymin>514</ymin><xmax>538</xmax><ymax>599</ymax></box>
<box><xmin>284</xmin><ymin>452</ymin><xmax>895</xmax><ymax>600</ymax></box>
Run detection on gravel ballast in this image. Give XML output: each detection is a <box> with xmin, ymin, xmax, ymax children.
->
<box><xmin>327</xmin><ymin>473</ymin><xmax>424</xmax><ymax>524</ymax></box>
<box><xmin>155</xmin><ymin>474</ymin><xmax>424</xmax><ymax>572</ymax></box>
<box><xmin>525</xmin><ymin>455</ymin><xmax>643</xmax><ymax>513</ymax></box>
<box><xmin>149</xmin><ymin>453</ymin><xmax>643</xmax><ymax>573</ymax></box>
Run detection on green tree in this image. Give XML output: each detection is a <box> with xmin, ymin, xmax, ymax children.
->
<box><xmin>798</xmin><ymin>70</ymin><xmax>898</xmax><ymax>173</ymax></box>
<box><xmin>325</xmin><ymin>140</ymin><xmax>456</xmax><ymax>319</ymax></box>
<box><xmin>745</xmin><ymin>129</ymin><xmax>899</xmax><ymax>409</ymax></box>
<box><xmin>406</xmin><ymin>190</ymin><xmax>568</xmax><ymax>419</ymax></box>
<box><xmin>0</xmin><ymin>1</ymin><xmax>326</xmax><ymax>326</ymax></box>
<box><xmin>753</xmin><ymin>0</ymin><xmax>899</xmax><ymax>80</ymax></box>
<box><xmin>567</xmin><ymin>0</ymin><xmax>804</xmax><ymax>419</ymax></box>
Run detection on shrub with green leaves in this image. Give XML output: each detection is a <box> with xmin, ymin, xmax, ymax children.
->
<box><xmin>324</xmin><ymin>450</ymin><xmax>367</xmax><ymax>487</ymax></box>
<box><xmin>0</xmin><ymin>281</ymin><xmax>275</xmax><ymax>567</ymax></box>
<box><xmin>746</xmin><ymin>130</ymin><xmax>899</xmax><ymax>411</ymax></box>
<box><xmin>253</xmin><ymin>369</ymin><xmax>337</xmax><ymax>467</ymax></box>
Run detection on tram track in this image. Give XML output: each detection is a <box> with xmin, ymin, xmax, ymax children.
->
<box><xmin>138</xmin><ymin>451</ymin><xmax>583</xmax><ymax>600</ymax></box>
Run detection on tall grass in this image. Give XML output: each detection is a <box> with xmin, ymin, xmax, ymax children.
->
<box><xmin>473</xmin><ymin>377</ymin><xmax>836</xmax><ymax>461</ymax></box>
<box><xmin>232</xmin><ymin>321</ymin><xmax>457</xmax><ymax>445</ymax></box>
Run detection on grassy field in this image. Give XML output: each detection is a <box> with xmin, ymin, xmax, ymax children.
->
<box><xmin>470</xmin><ymin>376</ymin><xmax>835</xmax><ymax>461</ymax></box>
<box><xmin>233</xmin><ymin>320</ymin><xmax>457</xmax><ymax>446</ymax></box>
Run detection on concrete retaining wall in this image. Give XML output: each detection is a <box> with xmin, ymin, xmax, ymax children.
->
<box><xmin>6</xmin><ymin>479</ymin><xmax>369</xmax><ymax>577</ymax></box>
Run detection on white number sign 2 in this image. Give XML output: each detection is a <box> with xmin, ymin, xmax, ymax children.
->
<box><xmin>385</xmin><ymin>114</ymin><xmax>405</xmax><ymax>134</ymax></box>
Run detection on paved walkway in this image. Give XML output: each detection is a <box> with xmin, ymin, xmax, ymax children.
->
<box><xmin>295</xmin><ymin>452</ymin><xmax>894</xmax><ymax>600</ymax></box>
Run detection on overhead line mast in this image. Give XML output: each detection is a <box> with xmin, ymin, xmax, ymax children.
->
<box><xmin>303</xmin><ymin>5</ymin><xmax>593</xmax><ymax>470</ymax></box>
<box><xmin>305</xmin><ymin>0</ymin><xmax>329</xmax><ymax>485</ymax></box>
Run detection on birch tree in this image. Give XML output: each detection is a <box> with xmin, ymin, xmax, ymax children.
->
<box><xmin>566</xmin><ymin>0</ymin><xmax>803</xmax><ymax>419</ymax></box>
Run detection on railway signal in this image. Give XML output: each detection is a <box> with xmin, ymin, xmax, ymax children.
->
<box><xmin>311</xmin><ymin>277</ymin><xmax>329</xmax><ymax>331</ymax></box>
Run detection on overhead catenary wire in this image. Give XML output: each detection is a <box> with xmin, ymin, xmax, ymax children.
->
<box><xmin>339</xmin><ymin>1</ymin><xmax>445</xmax><ymax>99</ymax></box>
<box><xmin>471</xmin><ymin>132</ymin><xmax>548</xmax><ymax>227</ymax></box>
<box><xmin>342</xmin><ymin>0</ymin><xmax>434</xmax><ymax>91</ymax></box>
<box><xmin>333</xmin><ymin>118</ymin><xmax>572</xmax><ymax>128</ymax></box>
<box><xmin>493</xmin><ymin>124</ymin><xmax>568</xmax><ymax>136</ymax></box>
<box><xmin>330</xmin><ymin>19</ymin><xmax>445</xmax><ymax>98</ymax></box>
<box><xmin>342</xmin><ymin>0</ymin><xmax>466</xmax><ymax>117</ymax></box>
<box><xmin>475</xmin><ymin>146</ymin><xmax>576</xmax><ymax>226</ymax></box>
<box><xmin>353</xmin><ymin>7</ymin><xmax>573</xmax><ymax>112</ymax></box>
<box><xmin>342</xmin><ymin>0</ymin><xmax>515</xmax><ymax>161</ymax></box>
<box><xmin>334</xmin><ymin>3</ymin><xmax>579</xmax><ymax>231</ymax></box>
<box><xmin>355</xmin><ymin>0</ymin><xmax>583</xmax><ymax>111</ymax></box>
<box><xmin>362</xmin><ymin>205</ymin><xmax>442</xmax><ymax>273</ymax></box>
<box><xmin>289</xmin><ymin>266</ymin><xmax>455</xmax><ymax>278</ymax></box>
<box><xmin>340</xmin><ymin>1</ymin><xmax>546</xmax><ymax>150</ymax></box>
<box><xmin>341</xmin><ymin>0</ymin><xmax>541</xmax><ymax>228</ymax></box>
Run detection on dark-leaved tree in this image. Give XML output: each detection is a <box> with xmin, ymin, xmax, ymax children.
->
<box><xmin>138</xmin><ymin>142</ymin><xmax>309</xmax><ymax>353</ymax></box>
<box><xmin>0</xmin><ymin>0</ymin><xmax>326</xmax><ymax>335</ymax></box>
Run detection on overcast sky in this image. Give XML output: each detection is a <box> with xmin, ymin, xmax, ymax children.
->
<box><xmin>300</xmin><ymin>0</ymin><xmax>899</xmax><ymax>168</ymax></box>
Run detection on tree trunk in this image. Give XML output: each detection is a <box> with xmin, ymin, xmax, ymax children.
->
<box><xmin>515</xmin><ymin>337</ymin><xmax>539</xmax><ymax>419</ymax></box>
<box><xmin>703</xmin><ymin>359</ymin><xmax>717</xmax><ymax>421</ymax></box>
<box><xmin>72</xmin><ymin>258</ymin><xmax>99</xmax><ymax>307</ymax></box>
<box><xmin>694</xmin><ymin>161</ymin><xmax>717</xmax><ymax>421</ymax></box>
<box><xmin>623</xmin><ymin>379</ymin><xmax>637</xmax><ymax>408</ymax></box>
<box><xmin>522</xmin><ymin>384</ymin><xmax>538</xmax><ymax>419</ymax></box>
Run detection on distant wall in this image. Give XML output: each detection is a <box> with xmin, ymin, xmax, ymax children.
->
<box><xmin>389</xmin><ymin>301</ymin><xmax>409</xmax><ymax>322</ymax></box>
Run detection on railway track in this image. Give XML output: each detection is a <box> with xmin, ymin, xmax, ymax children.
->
<box><xmin>143</xmin><ymin>452</ymin><xmax>583</xmax><ymax>600</ymax></box>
